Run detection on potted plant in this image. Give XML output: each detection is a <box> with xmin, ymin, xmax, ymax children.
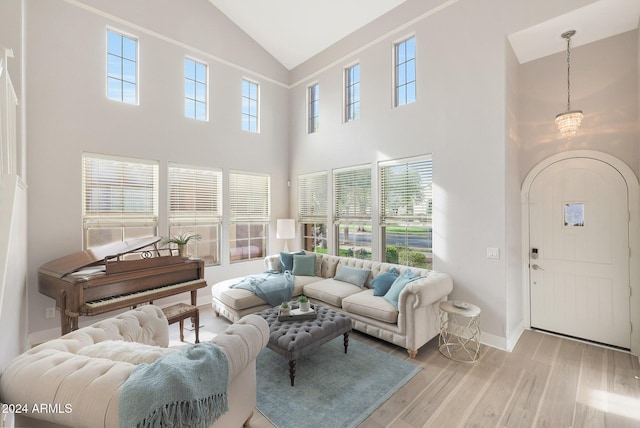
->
<box><xmin>280</xmin><ymin>302</ymin><xmax>290</xmax><ymax>316</ymax></box>
<box><xmin>161</xmin><ymin>232</ymin><xmax>201</xmax><ymax>258</ymax></box>
<box><xmin>297</xmin><ymin>295</ymin><xmax>310</xmax><ymax>312</ymax></box>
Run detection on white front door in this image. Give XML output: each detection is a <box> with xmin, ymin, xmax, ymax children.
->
<box><xmin>528</xmin><ymin>157</ymin><xmax>630</xmax><ymax>349</ymax></box>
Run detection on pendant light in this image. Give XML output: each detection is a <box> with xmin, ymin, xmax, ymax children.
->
<box><xmin>555</xmin><ymin>30</ymin><xmax>583</xmax><ymax>139</ymax></box>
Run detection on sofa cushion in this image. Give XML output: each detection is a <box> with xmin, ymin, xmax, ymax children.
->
<box><xmin>320</xmin><ymin>256</ymin><xmax>340</xmax><ymax>278</ymax></box>
<box><xmin>342</xmin><ymin>289</ymin><xmax>399</xmax><ymax>324</ymax></box>
<box><xmin>280</xmin><ymin>251</ymin><xmax>304</xmax><ymax>272</ymax></box>
<box><xmin>371</xmin><ymin>268</ymin><xmax>399</xmax><ymax>296</ymax></box>
<box><xmin>334</xmin><ymin>265</ymin><xmax>371</xmax><ymax>288</ymax></box>
<box><xmin>384</xmin><ymin>269</ymin><xmax>418</xmax><ymax>309</ymax></box>
<box><xmin>292</xmin><ymin>254</ymin><xmax>316</xmax><ymax>276</ymax></box>
<box><xmin>303</xmin><ymin>278</ymin><xmax>363</xmax><ymax>307</ymax></box>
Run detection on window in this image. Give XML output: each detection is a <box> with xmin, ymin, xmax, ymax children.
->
<box><xmin>241</xmin><ymin>79</ymin><xmax>259</xmax><ymax>132</ymax></box>
<box><xmin>229</xmin><ymin>171</ymin><xmax>270</xmax><ymax>262</ymax></box>
<box><xmin>82</xmin><ymin>153</ymin><xmax>158</xmax><ymax>249</ymax></box>
<box><xmin>107</xmin><ymin>30</ymin><xmax>137</xmax><ymax>104</ymax></box>
<box><xmin>394</xmin><ymin>36</ymin><xmax>416</xmax><ymax>107</ymax></box>
<box><xmin>344</xmin><ymin>64</ymin><xmax>360</xmax><ymax>122</ymax></box>
<box><xmin>308</xmin><ymin>83</ymin><xmax>319</xmax><ymax>134</ymax></box>
<box><xmin>184</xmin><ymin>58</ymin><xmax>207</xmax><ymax>121</ymax></box>
<box><xmin>379</xmin><ymin>155</ymin><xmax>432</xmax><ymax>268</ymax></box>
<box><xmin>298</xmin><ymin>172</ymin><xmax>328</xmax><ymax>253</ymax></box>
<box><xmin>168</xmin><ymin>163</ymin><xmax>221</xmax><ymax>265</ymax></box>
<box><xmin>334</xmin><ymin>166</ymin><xmax>372</xmax><ymax>259</ymax></box>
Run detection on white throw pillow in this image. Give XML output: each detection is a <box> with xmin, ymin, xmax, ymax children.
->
<box><xmin>77</xmin><ymin>340</ymin><xmax>178</xmax><ymax>365</ymax></box>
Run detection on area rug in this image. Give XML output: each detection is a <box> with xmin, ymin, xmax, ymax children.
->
<box><xmin>256</xmin><ymin>336</ymin><xmax>421</xmax><ymax>428</ymax></box>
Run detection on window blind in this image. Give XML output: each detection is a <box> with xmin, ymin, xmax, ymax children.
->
<box><xmin>379</xmin><ymin>155</ymin><xmax>432</xmax><ymax>225</ymax></box>
<box><xmin>229</xmin><ymin>171</ymin><xmax>270</xmax><ymax>222</ymax></box>
<box><xmin>333</xmin><ymin>165</ymin><xmax>371</xmax><ymax>223</ymax></box>
<box><xmin>168</xmin><ymin>163</ymin><xmax>221</xmax><ymax>225</ymax></box>
<box><xmin>298</xmin><ymin>171</ymin><xmax>328</xmax><ymax>223</ymax></box>
<box><xmin>82</xmin><ymin>153</ymin><xmax>158</xmax><ymax>227</ymax></box>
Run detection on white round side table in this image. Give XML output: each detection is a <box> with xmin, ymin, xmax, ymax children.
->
<box><xmin>438</xmin><ymin>300</ymin><xmax>481</xmax><ymax>363</ymax></box>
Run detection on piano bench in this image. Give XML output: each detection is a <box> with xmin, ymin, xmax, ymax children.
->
<box><xmin>162</xmin><ymin>303</ymin><xmax>200</xmax><ymax>344</ymax></box>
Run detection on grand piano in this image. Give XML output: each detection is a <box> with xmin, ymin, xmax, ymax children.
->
<box><xmin>38</xmin><ymin>236</ymin><xmax>207</xmax><ymax>335</ymax></box>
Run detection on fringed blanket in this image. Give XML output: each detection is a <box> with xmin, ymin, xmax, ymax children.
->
<box><xmin>119</xmin><ymin>342</ymin><xmax>229</xmax><ymax>428</ymax></box>
<box><xmin>231</xmin><ymin>271</ymin><xmax>294</xmax><ymax>306</ymax></box>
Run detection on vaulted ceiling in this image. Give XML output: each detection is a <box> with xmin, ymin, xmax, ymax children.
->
<box><xmin>209</xmin><ymin>0</ymin><xmax>640</xmax><ymax>70</ymax></box>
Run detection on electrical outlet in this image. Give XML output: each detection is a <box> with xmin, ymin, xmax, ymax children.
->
<box><xmin>486</xmin><ymin>247</ymin><xmax>500</xmax><ymax>259</ymax></box>
<box><xmin>46</xmin><ymin>307</ymin><xmax>56</xmax><ymax>319</ymax></box>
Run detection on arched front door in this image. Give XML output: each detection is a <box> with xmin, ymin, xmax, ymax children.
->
<box><xmin>527</xmin><ymin>155</ymin><xmax>631</xmax><ymax>349</ymax></box>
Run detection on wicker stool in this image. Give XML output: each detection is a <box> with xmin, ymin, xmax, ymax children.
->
<box><xmin>162</xmin><ymin>303</ymin><xmax>200</xmax><ymax>343</ymax></box>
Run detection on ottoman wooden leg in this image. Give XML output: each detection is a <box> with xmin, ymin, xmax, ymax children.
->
<box><xmin>289</xmin><ymin>359</ymin><xmax>296</xmax><ymax>386</ymax></box>
<box><xmin>343</xmin><ymin>332</ymin><xmax>350</xmax><ymax>353</ymax></box>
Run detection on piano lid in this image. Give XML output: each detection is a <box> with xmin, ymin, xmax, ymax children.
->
<box><xmin>38</xmin><ymin>236</ymin><xmax>161</xmax><ymax>279</ymax></box>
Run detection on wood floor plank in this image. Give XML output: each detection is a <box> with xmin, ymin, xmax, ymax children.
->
<box><xmin>178</xmin><ymin>307</ymin><xmax>640</xmax><ymax>428</ymax></box>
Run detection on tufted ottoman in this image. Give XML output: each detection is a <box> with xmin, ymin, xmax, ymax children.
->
<box><xmin>256</xmin><ymin>304</ymin><xmax>352</xmax><ymax>386</ymax></box>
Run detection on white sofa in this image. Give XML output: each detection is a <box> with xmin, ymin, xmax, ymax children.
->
<box><xmin>0</xmin><ymin>306</ymin><xmax>269</xmax><ymax>428</ymax></box>
<box><xmin>212</xmin><ymin>253</ymin><xmax>453</xmax><ymax>358</ymax></box>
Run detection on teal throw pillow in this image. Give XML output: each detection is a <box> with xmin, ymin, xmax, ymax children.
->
<box><xmin>383</xmin><ymin>269</ymin><xmax>418</xmax><ymax>309</ymax></box>
<box><xmin>292</xmin><ymin>254</ymin><xmax>316</xmax><ymax>276</ymax></box>
<box><xmin>280</xmin><ymin>251</ymin><xmax>304</xmax><ymax>272</ymax></box>
<box><xmin>372</xmin><ymin>267</ymin><xmax>399</xmax><ymax>296</ymax></box>
<box><xmin>334</xmin><ymin>265</ymin><xmax>371</xmax><ymax>288</ymax></box>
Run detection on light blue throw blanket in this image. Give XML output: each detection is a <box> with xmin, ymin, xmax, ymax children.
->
<box><xmin>119</xmin><ymin>342</ymin><xmax>229</xmax><ymax>428</ymax></box>
<box><xmin>231</xmin><ymin>271</ymin><xmax>294</xmax><ymax>306</ymax></box>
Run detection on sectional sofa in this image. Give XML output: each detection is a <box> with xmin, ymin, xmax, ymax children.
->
<box><xmin>212</xmin><ymin>252</ymin><xmax>453</xmax><ymax>358</ymax></box>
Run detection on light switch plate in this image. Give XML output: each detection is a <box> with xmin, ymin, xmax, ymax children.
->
<box><xmin>487</xmin><ymin>247</ymin><xmax>500</xmax><ymax>259</ymax></box>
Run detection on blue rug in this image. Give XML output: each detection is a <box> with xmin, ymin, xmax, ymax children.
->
<box><xmin>256</xmin><ymin>336</ymin><xmax>421</xmax><ymax>428</ymax></box>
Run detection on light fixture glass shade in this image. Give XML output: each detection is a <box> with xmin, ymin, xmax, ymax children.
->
<box><xmin>555</xmin><ymin>110</ymin><xmax>583</xmax><ymax>139</ymax></box>
<box><xmin>276</xmin><ymin>219</ymin><xmax>296</xmax><ymax>239</ymax></box>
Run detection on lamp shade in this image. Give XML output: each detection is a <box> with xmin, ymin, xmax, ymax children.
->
<box><xmin>276</xmin><ymin>219</ymin><xmax>296</xmax><ymax>240</ymax></box>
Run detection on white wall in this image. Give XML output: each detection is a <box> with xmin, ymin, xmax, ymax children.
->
<box><xmin>25</xmin><ymin>0</ymin><xmax>291</xmax><ymax>334</ymax></box>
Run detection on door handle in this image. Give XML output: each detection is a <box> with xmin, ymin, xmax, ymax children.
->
<box><xmin>531</xmin><ymin>264</ymin><xmax>544</xmax><ymax>271</ymax></box>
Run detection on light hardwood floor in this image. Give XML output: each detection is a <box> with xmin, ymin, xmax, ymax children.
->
<box><xmin>170</xmin><ymin>306</ymin><xmax>640</xmax><ymax>428</ymax></box>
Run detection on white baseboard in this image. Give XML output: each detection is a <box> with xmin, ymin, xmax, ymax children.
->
<box><xmin>479</xmin><ymin>330</ymin><xmax>508</xmax><ymax>351</ymax></box>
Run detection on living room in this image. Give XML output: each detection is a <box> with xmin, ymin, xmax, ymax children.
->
<box><xmin>0</xmin><ymin>0</ymin><xmax>639</xmax><ymax>426</ymax></box>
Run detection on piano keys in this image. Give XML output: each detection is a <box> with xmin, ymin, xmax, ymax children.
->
<box><xmin>38</xmin><ymin>237</ymin><xmax>207</xmax><ymax>335</ymax></box>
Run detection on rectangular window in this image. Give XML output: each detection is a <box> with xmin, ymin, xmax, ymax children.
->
<box><xmin>82</xmin><ymin>153</ymin><xmax>158</xmax><ymax>249</ymax></box>
<box><xmin>242</xmin><ymin>79</ymin><xmax>259</xmax><ymax>132</ymax></box>
<box><xmin>394</xmin><ymin>36</ymin><xmax>416</xmax><ymax>107</ymax></box>
<box><xmin>344</xmin><ymin>64</ymin><xmax>360</xmax><ymax>122</ymax></box>
<box><xmin>379</xmin><ymin>155</ymin><xmax>432</xmax><ymax>268</ymax></box>
<box><xmin>184</xmin><ymin>58</ymin><xmax>207</xmax><ymax>121</ymax></box>
<box><xmin>107</xmin><ymin>30</ymin><xmax>137</xmax><ymax>104</ymax></box>
<box><xmin>298</xmin><ymin>171</ymin><xmax>328</xmax><ymax>253</ymax></box>
<box><xmin>308</xmin><ymin>83</ymin><xmax>319</xmax><ymax>134</ymax></box>
<box><xmin>168</xmin><ymin>163</ymin><xmax>222</xmax><ymax>265</ymax></box>
<box><xmin>229</xmin><ymin>171</ymin><xmax>270</xmax><ymax>262</ymax></box>
<box><xmin>334</xmin><ymin>165</ymin><xmax>372</xmax><ymax>260</ymax></box>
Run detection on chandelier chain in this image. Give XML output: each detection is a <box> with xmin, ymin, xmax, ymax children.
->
<box><xmin>566</xmin><ymin>34</ymin><xmax>572</xmax><ymax>111</ymax></box>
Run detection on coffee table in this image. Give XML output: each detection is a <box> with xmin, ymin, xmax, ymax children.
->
<box><xmin>256</xmin><ymin>304</ymin><xmax>352</xmax><ymax>386</ymax></box>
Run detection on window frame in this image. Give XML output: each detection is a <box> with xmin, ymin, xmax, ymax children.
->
<box><xmin>228</xmin><ymin>170</ymin><xmax>271</xmax><ymax>263</ymax></box>
<box><xmin>344</xmin><ymin>63</ymin><xmax>360</xmax><ymax>123</ymax></box>
<box><xmin>298</xmin><ymin>171</ymin><xmax>329</xmax><ymax>253</ymax></box>
<box><xmin>82</xmin><ymin>152</ymin><xmax>158</xmax><ymax>249</ymax></box>
<box><xmin>106</xmin><ymin>28</ymin><xmax>139</xmax><ymax>105</ymax></box>
<box><xmin>379</xmin><ymin>155</ymin><xmax>433</xmax><ymax>268</ymax></box>
<box><xmin>307</xmin><ymin>82</ymin><xmax>319</xmax><ymax>134</ymax></box>
<box><xmin>393</xmin><ymin>35</ymin><xmax>416</xmax><ymax>108</ymax></box>
<box><xmin>241</xmin><ymin>78</ymin><xmax>260</xmax><ymax>133</ymax></box>
<box><xmin>184</xmin><ymin>57</ymin><xmax>208</xmax><ymax>121</ymax></box>
<box><xmin>333</xmin><ymin>164</ymin><xmax>372</xmax><ymax>260</ymax></box>
<box><xmin>167</xmin><ymin>163</ymin><xmax>222</xmax><ymax>265</ymax></box>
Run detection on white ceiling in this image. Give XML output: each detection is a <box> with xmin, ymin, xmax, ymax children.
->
<box><xmin>209</xmin><ymin>0</ymin><xmax>640</xmax><ymax>70</ymax></box>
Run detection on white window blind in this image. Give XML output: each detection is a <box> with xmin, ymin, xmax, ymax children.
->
<box><xmin>333</xmin><ymin>165</ymin><xmax>371</xmax><ymax>223</ymax></box>
<box><xmin>229</xmin><ymin>171</ymin><xmax>270</xmax><ymax>222</ymax></box>
<box><xmin>168</xmin><ymin>163</ymin><xmax>221</xmax><ymax>224</ymax></box>
<box><xmin>82</xmin><ymin>153</ymin><xmax>158</xmax><ymax>228</ymax></box>
<box><xmin>379</xmin><ymin>155</ymin><xmax>432</xmax><ymax>225</ymax></box>
<box><xmin>298</xmin><ymin>171</ymin><xmax>328</xmax><ymax>222</ymax></box>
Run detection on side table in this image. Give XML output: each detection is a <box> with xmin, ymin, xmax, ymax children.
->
<box><xmin>438</xmin><ymin>300</ymin><xmax>481</xmax><ymax>362</ymax></box>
